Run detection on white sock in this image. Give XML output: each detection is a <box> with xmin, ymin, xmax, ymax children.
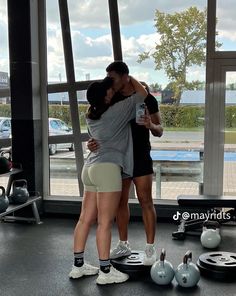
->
<box><xmin>146</xmin><ymin>243</ymin><xmax>155</xmax><ymax>249</ymax></box>
<box><xmin>120</xmin><ymin>240</ymin><xmax>129</xmax><ymax>245</ymax></box>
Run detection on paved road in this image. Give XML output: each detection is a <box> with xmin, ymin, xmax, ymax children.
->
<box><xmin>150</xmin><ymin>131</ymin><xmax>204</xmax><ymax>143</ymax></box>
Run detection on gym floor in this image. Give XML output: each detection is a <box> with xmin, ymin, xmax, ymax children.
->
<box><xmin>0</xmin><ymin>217</ymin><xmax>236</xmax><ymax>296</ymax></box>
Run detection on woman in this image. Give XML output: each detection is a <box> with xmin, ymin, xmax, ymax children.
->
<box><xmin>69</xmin><ymin>75</ymin><xmax>147</xmax><ymax>285</ymax></box>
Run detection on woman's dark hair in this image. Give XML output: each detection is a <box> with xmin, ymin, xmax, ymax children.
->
<box><xmin>86</xmin><ymin>77</ymin><xmax>113</xmax><ymax>120</ymax></box>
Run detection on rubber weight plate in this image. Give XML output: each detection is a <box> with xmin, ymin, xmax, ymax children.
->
<box><xmin>111</xmin><ymin>250</ymin><xmax>151</xmax><ymax>278</ymax></box>
<box><xmin>197</xmin><ymin>252</ymin><xmax>236</xmax><ymax>281</ymax></box>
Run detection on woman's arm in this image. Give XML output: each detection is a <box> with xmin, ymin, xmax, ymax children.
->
<box><xmin>129</xmin><ymin>76</ymin><xmax>148</xmax><ymax>97</ymax></box>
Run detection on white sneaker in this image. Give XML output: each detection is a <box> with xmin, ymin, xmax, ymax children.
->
<box><xmin>69</xmin><ymin>263</ymin><xmax>99</xmax><ymax>279</ymax></box>
<box><xmin>96</xmin><ymin>266</ymin><xmax>129</xmax><ymax>285</ymax></box>
<box><xmin>110</xmin><ymin>241</ymin><xmax>132</xmax><ymax>259</ymax></box>
<box><xmin>143</xmin><ymin>245</ymin><xmax>156</xmax><ymax>266</ymax></box>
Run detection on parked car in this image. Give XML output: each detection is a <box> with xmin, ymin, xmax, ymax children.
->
<box><xmin>48</xmin><ymin>118</ymin><xmax>74</xmax><ymax>155</ymax></box>
<box><xmin>0</xmin><ymin>117</ymin><xmax>74</xmax><ymax>155</ymax></box>
<box><xmin>0</xmin><ymin>117</ymin><xmax>11</xmax><ymax>139</ymax></box>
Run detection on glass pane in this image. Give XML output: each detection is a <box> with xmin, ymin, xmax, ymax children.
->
<box><xmin>119</xmin><ymin>1</ymin><xmax>206</xmax><ymax>200</ymax></box>
<box><xmin>46</xmin><ymin>0</ymin><xmax>67</xmax><ymax>83</ymax></box>
<box><xmin>68</xmin><ymin>0</ymin><xmax>112</xmax><ymax>81</ymax></box>
<box><xmin>0</xmin><ymin>0</ymin><xmax>11</xmax><ymax>151</ymax></box>
<box><xmin>216</xmin><ymin>0</ymin><xmax>236</xmax><ymax>51</ymax></box>
<box><xmin>224</xmin><ymin>72</ymin><xmax>236</xmax><ymax>195</ymax></box>
<box><xmin>0</xmin><ymin>0</ymin><xmax>9</xmax><ymax>75</ymax></box>
<box><xmin>48</xmin><ymin>93</ymin><xmax>79</xmax><ymax>196</ymax></box>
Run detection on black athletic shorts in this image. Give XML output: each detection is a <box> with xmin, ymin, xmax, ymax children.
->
<box><xmin>133</xmin><ymin>153</ymin><xmax>154</xmax><ymax>178</ymax></box>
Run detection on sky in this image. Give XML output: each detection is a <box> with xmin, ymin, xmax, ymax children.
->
<box><xmin>1</xmin><ymin>0</ymin><xmax>236</xmax><ymax>88</ymax></box>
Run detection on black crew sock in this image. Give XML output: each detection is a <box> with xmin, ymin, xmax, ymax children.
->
<box><xmin>74</xmin><ymin>251</ymin><xmax>84</xmax><ymax>267</ymax></box>
<box><xmin>99</xmin><ymin>259</ymin><xmax>111</xmax><ymax>273</ymax></box>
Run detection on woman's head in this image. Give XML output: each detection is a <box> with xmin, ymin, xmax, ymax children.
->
<box><xmin>87</xmin><ymin>77</ymin><xmax>114</xmax><ymax>106</ymax></box>
<box><xmin>86</xmin><ymin>77</ymin><xmax>114</xmax><ymax>120</ymax></box>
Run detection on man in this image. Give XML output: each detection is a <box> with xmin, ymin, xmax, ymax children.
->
<box><xmin>87</xmin><ymin>61</ymin><xmax>163</xmax><ymax>265</ymax></box>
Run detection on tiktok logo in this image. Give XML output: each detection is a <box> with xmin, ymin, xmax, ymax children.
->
<box><xmin>173</xmin><ymin>211</ymin><xmax>181</xmax><ymax>221</ymax></box>
<box><xmin>173</xmin><ymin>211</ymin><xmax>190</xmax><ymax>221</ymax></box>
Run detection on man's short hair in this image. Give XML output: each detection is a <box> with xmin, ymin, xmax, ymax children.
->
<box><xmin>106</xmin><ymin>61</ymin><xmax>129</xmax><ymax>75</ymax></box>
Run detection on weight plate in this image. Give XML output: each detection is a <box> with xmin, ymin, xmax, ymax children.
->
<box><xmin>111</xmin><ymin>250</ymin><xmax>151</xmax><ymax>276</ymax></box>
<box><xmin>197</xmin><ymin>259</ymin><xmax>235</xmax><ymax>281</ymax></box>
<box><xmin>198</xmin><ymin>252</ymin><xmax>236</xmax><ymax>272</ymax></box>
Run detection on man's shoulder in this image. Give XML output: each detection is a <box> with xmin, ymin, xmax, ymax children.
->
<box><xmin>144</xmin><ymin>93</ymin><xmax>159</xmax><ymax>114</ymax></box>
<box><xmin>144</xmin><ymin>93</ymin><xmax>158</xmax><ymax>103</ymax></box>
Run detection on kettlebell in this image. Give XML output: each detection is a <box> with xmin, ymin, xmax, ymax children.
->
<box><xmin>0</xmin><ymin>151</ymin><xmax>12</xmax><ymax>174</ymax></box>
<box><xmin>150</xmin><ymin>248</ymin><xmax>175</xmax><ymax>285</ymax></box>
<box><xmin>0</xmin><ymin>186</ymin><xmax>9</xmax><ymax>213</ymax></box>
<box><xmin>200</xmin><ymin>221</ymin><xmax>221</xmax><ymax>249</ymax></box>
<box><xmin>175</xmin><ymin>250</ymin><xmax>200</xmax><ymax>287</ymax></box>
<box><xmin>10</xmin><ymin>179</ymin><xmax>29</xmax><ymax>204</ymax></box>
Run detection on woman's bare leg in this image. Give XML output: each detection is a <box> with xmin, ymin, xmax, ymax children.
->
<box><xmin>74</xmin><ymin>191</ymin><xmax>97</xmax><ymax>252</ymax></box>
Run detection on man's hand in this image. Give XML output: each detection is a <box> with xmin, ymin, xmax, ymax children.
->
<box><xmin>87</xmin><ymin>138</ymin><xmax>99</xmax><ymax>152</ymax></box>
<box><xmin>136</xmin><ymin>107</ymin><xmax>153</xmax><ymax>129</ymax></box>
<box><xmin>137</xmin><ymin>107</ymin><xmax>163</xmax><ymax>137</ymax></box>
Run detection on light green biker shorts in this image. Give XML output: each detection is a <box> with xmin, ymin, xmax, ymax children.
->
<box><xmin>82</xmin><ymin>163</ymin><xmax>122</xmax><ymax>192</ymax></box>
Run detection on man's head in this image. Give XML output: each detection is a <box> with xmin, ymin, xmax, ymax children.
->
<box><xmin>106</xmin><ymin>61</ymin><xmax>130</xmax><ymax>92</ymax></box>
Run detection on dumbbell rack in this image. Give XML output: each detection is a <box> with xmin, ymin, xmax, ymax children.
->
<box><xmin>0</xmin><ymin>165</ymin><xmax>42</xmax><ymax>224</ymax></box>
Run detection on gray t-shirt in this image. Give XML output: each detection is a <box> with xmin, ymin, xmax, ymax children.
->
<box><xmin>85</xmin><ymin>92</ymin><xmax>145</xmax><ymax>177</ymax></box>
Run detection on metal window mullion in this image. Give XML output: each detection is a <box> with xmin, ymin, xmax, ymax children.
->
<box><xmin>204</xmin><ymin>60</ymin><xmax>225</xmax><ymax>195</ymax></box>
<box><xmin>47</xmin><ymin>80</ymin><xmax>99</xmax><ymax>94</ymax></box>
<box><xmin>39</xmin><ymin>0</ymin><xmax>50</xmax><ymax>198</ymax></box>
<box><xmin>58</xmin><ymin>0</ymin><xmax>84</xmax><ymax>196</ymax></box>
<box><xmin>108</xmin><ymin>0</ymin><xmax>122</xmax><ymax>61</ymax></box>
<box><xmin>207</xmin><ymin>0</ymin><xmax>216</xmax><ymax>58</ymax></box>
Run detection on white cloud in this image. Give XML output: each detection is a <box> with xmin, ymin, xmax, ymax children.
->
<box><xmin>1</xmin><ymin>0</ymin><xmax>236</xmax><ymax>85</ymax></box>
<box><xmin>218</xmin><ymin>30</ymin><xmax>236</xmax><ymax>42</ymax></box>
<box><xmin>72</xmin><ymin>32</ymin><xmax>112</xmax><ymax>58</ymax></box>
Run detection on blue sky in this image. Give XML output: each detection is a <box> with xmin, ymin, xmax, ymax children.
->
<box><xmin>1</xmin><ymin>0</ymin><xmax>236</xmax><ymax>87</ymax></box>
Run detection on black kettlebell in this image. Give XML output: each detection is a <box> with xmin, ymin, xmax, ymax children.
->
<box><xmin>0</xmin><ymin>186</ymin><xmax>9</xmax><ymax>213</ymax></box>
<box><xmin>0</xmin><ymin>151</ymin><xmax>12</xmax><ymax>174</ymax></box>
<box><xmin>10</xmin><ymin>179</ymin><xmax>29</xmax><ymax>204</ymax></box>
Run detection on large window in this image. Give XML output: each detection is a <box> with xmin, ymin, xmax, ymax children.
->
<box><xmin>119</xmin><ymin>1</ymin><xmax>207</xmax><ymax>200</ymax></box>
<box><xmin>43</xmin><ymin>0</ymin><xmax>236</xmax><ymax>203</ymax></box>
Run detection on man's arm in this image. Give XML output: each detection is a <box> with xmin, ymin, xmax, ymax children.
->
<box><xmin>138</xmin><ymin>108</ymin><xmax>163</xmax><ymax>137</ymax></box>
<box><xmin>149</xmin><ymin>112</ymin><xmax>163</xmax><ymax>137</ymax></box>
